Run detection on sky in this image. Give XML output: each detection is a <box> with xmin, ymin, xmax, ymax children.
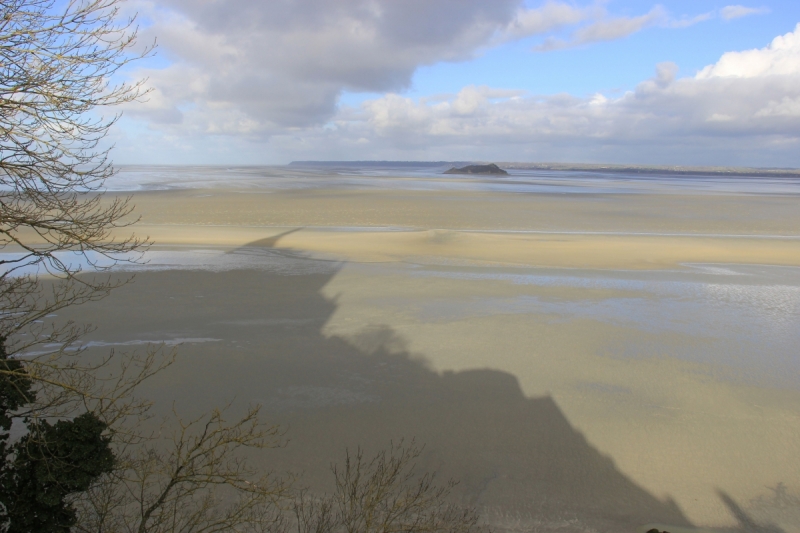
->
<box><xmin>110</xmin><ymin>0</ymin><xmax>800</xmax><ymax>167</ymax></box>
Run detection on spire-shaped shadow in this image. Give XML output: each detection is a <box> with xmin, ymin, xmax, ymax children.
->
<box><xmin>716</xmin><ymin>491</ymin><xmax>785</xmax><ymax>533</ymax></box>
<box><xmin>229</xmin><ymin>227</ymin><xmax>304</xmax><ymax>250</ymax></box>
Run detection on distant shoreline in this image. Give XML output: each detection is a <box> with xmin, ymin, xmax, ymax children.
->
<box><xmin>289</xmin><ymin>160</ymin><xmax>800</xmax><ymax>178</ymax></box>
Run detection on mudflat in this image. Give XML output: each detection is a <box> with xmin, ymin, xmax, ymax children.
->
<box><xmin>42</xmin><ymin>174</ymin><xmax>800</xmax><ymax>533</ymax></box>
<box><xmin>123</xmin><ymin>187</ymin><xmax>800</xmax><ymax>269</ymax></box>
<box><xmin>126</xmin><ymin>186</ymin><xmax>800</xmax><ymax>235</ymax></box>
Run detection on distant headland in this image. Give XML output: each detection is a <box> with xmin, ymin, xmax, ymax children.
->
<box><xmin>289</xmin><ymin>161</ymin><xmax>800</xmax><ymax>178</ymax></box>
<box><xmin>289</xmin><ymin>161</ymin><xmax>463</xmax><ymax>168</ymax></box>
<box><xmin>444</xmin><ymin>163</ymin><xmax>508</xmax><ymax>175</ymax></box>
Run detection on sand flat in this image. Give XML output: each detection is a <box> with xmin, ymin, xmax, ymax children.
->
<box><xmin>125</xmin><ymin>187</ymin><xmax>800</xmax><ymax>236</ymax></box>
<box><xmin>28</xmin><ymin>175</ymin><xmax>800</xmax><ymax>532</ymax></box>
<box><xmin>118</xmin><ymin>186</ymin><xmax>800</xmax><ymax>270</ymax></box>
<box><xmin>57</xmin><ymin>260</ymin><xmax>800</xmax><ymax>532</ymax></box>
<box><xmin>130</xmin><ymin>224</ymin><xmax>800</xmax><ymax>270</ymax></box>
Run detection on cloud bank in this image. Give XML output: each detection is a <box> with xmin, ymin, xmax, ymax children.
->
<box><xmin>129</xmin><ymin>0</ymin><xmax>701</xmax><ymax>133</ymax></box>
<box><xmin>120</xmin><ymin>2</ymin><xmax>800</xmax><ymax>166</ymax></box>
<box><xmin>130</xmin><ymin>0</ymin><xmax>522</xmax><ymax>130</ymax></box>
<box><xmin>310</xmin><ymin>24</ymin><xmax>800</xmax><ymax>165</ymax></box>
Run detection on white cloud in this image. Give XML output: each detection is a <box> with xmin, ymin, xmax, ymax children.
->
<box><xmin>697</xmin><ymin>24</ymin><xmax>800</xmax><ymax>78</ymax></box>
<box><xmin>754</xmin><ymin>97</ymin><xmax>800</xmax><ymax>118</ymax></box>
<box><xmin>668</xmin><ymin>12</ymin><xmax>715</xmax><ymax>29</ymax></box>
<box><xmin>500</xmin><ymin>1</ymin><xmax>597</xmax><ymax>41</ymax></box>
<box><xmin>271</xmin><ymin>24</ymin><xmax>800</xmax><ymax>166</ymax></box>
<box><xmin>526</xmin><ymin>4</ymin><xmax>766</xmax><ymax>53</ymax></box>
<box><xmin>532</xmin><ymin>6</ymin><xmax>710</xmax><ymax>51</ymax></box>
<box><xmin>127</xmin><ymin>0</ymin><xmax>524</xmax><ymax>132</ymax></box>
<box><xmin>720</xmin><ymin>5</ymin><xmax>770</xmax><ymax>21</ymax></box>
<box><xmin>570</xmin><ymin>6</ymin><xmax>666</xmax><ymax>43</ymax></box>
<box><xmin>117</xmin><ymin>1</ymin><xmax>800</xmax><ymax>166</ymax></box>
<box><xmin>126</xmin><ymin>0</ymin><xmax>709</xmax><ymax>135</ymax></box>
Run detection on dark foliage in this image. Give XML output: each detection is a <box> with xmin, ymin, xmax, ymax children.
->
<box><xmin>0</xmin><ymin>339</ymin><xmax>114</xmax><ymax>533</ymax></box>
<box><xmin>0</xmin><ymin>337</ymin><xmax>32</xmax><ymax>436</ymax></box>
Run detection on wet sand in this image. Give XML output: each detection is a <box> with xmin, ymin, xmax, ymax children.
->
<box><xmin>35</xmin><ymin>177</ymin><xmax>800</xmax><ymax>532</ymax></box>
<box><xmin>132</xmin><ymin>223</ymin><xmax>800</xmax><ymax>270</ymax></box>
<box><xmin>122</xmin><ymin>186</ymin><xmax>800</xmax><ymax>270</ymax></box>
<box><xmin>126</xmin><ymin>187</ymin><xmax>800</xmax><ymax>236</ymax></box>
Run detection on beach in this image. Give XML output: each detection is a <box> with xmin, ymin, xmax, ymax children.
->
<box><xmin>28</xmin><ymin>166</ymin><xmax>800</xmax><ymax>532</ymax></box>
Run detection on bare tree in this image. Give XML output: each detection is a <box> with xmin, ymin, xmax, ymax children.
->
<box><xmin>0</xmin><ymin>2</ymin><xmax>170</xmax><ymax>529</ymax></box>
<box><xmin>0</xmin><ymin>0</ymin><xmax>163</xmax><ymax>455</ymax></box>
<box><xmin>73</xmin><ymin>405</ymin><xmax>290</xmax><ymax>533</ymax></box>
<box><xmin>0</xmin><ymin>0</ymin><xmax>152</xmax><ymax>359</ymax></box>
<box><xmin>76</xmin><ymin>435</ymin><xmax>487</xmax><ymax>533</ymax></box>
<box><xmin>293</xmin><ymin>442</ymin><xmax>485</xmax><ymax>533</ymax></box>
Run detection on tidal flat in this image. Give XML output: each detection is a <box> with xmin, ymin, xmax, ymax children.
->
<box><xmin>35</xmin><ymin>166</ymin><xmax>800</xmax><ymax>532</ymax></box>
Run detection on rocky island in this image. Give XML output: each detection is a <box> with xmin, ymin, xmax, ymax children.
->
<box><xmin>444</xmin><ymin>163</ymin><xmax>508</xmax><ymax>175</ymax></box>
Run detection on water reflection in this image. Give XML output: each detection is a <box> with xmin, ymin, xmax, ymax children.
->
<box><xmin>107</xmin><ymin>165</ymin><xmax>800</xmax><ymax>196</ymax></box>
<box><xmin>403</xmin><ymin>263</ymin><xmax>800</xmax><ymax>386</ymax></box>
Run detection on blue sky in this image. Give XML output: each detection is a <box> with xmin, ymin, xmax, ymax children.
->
<box><xmin>400</xmin><ymin>2</ymin><xmax>800</xmax><ymax>98</ymax></box>
<box><xmin>112</xmin><ymin>0</ymin><xmax>800</xmax><ymax>166</ymax></box>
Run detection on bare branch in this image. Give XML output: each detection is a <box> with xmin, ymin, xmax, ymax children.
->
<box><xmin>74</xmin><ymin>405</ymin><xmax>291</xmax><ymax>533</ymax></box>
<box><xmin>1</xmin><ymin>0</ymin><xmax>153</xmax><ymax>354</ymax></box>
<box><xmin>294</xmin><ymin>442</ymin><xmax>486</xmax><ymax>533</ymax></box>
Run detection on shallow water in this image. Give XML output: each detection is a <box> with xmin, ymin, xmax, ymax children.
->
<box><xmin>107</xmin><ymin>164</ymin><xmax>800</xmax><ymax>195</ymax></box>
<box><xmin>406</xmin><ymin>262</ymin><xmax>800</xmax><ymax>386</ymax></box>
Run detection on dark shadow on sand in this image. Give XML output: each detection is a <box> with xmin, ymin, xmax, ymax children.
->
<box><xmin>714</xmin><ymin>491</ymin><xmax>785</xmax><ymax>533</ymax></box>
<box><xmin>229</xmin><ymin>227</ymin><xmax>305</xmax><ymax>250</ymax></box>
<box><xmin>60</xmin><ymin>232</ymin><xmax>788</xmax><ymax>533</ymax></box>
